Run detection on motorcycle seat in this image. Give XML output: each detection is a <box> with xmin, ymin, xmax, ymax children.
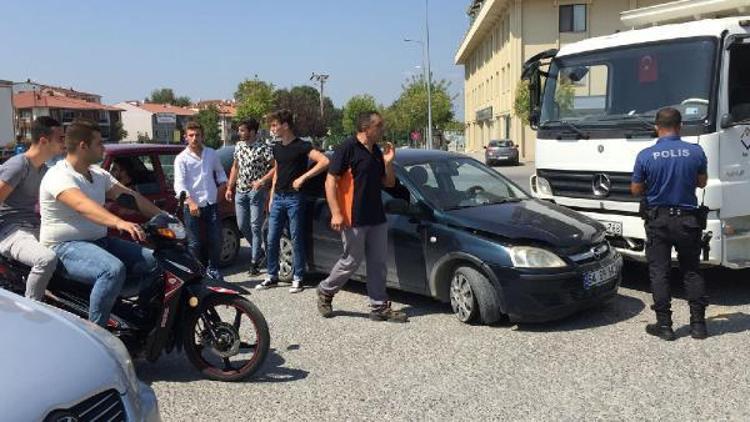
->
<box><xmin>47</xmin><ymin>275</ymin><xmax>142</xmax><ymax>299</ymax></box>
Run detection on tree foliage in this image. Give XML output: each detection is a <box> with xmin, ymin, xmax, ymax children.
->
<box><xmin>513</xmin><ymin>80</ymin><xmax>531</xmax><ymax>125</ymax></box>
<box><xmin>234</xmin><ymin>78</ymin><xmax>276</xmax><ymax>122</ymax></box>
<box><xmin>147</xmin><ymin>88</ymin><xmax>191</xmax><ymax>107</ymax></box>
<box><xmin>341</xmin><ymin>94</ymin><xmax>379</xmax><ymax>135</ymax></box>
<box><xmin>111</xmin><ymin>120</ymin><xmax>128</xmax><ymax>143</ymax></box>
<box><xmin>273</xmin><ymin>85</ymin><xmax>336</xmax><ymax>139</ymax></box>
<box><xmin>194</xmin><ymin>105</ymin><xmax>221</xmax><ymax>148</ymax></box>
<box><xmin>386</xmin><ymin>75</ymin><xmax>455</xmax><ymax>143</ymax></box>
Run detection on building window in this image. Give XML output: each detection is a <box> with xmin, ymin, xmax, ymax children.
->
<box><xmin>560</xmin><ymin>4</ymin><xmax>586</xmax><ymax>33</ymax></box>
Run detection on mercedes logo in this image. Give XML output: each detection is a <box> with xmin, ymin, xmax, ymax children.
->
<box><xmin>597</xmin><ymin>145</ymin><xmax>604</xmax><ymax>153</ymax></box>
<box><xmin>592</xmin><ymin>173</ymin><xmax>611</xmax><ymax>197</ymax></box>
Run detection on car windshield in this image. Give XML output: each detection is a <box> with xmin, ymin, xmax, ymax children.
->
<box><xmin>489</xmin><ymin>140</ymin><xmax>512</xmax><ymax>147</ymax></box>
<box><xmin>403</xmin><ymin>157</ymin><xmax>528</xmax><ymax>211</ymax></box>
<box><xmin>540</xmin><ymin>38</ymin><xmax>717</xmax><ymax>130</ymax></box>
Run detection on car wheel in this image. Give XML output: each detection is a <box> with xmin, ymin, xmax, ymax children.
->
<box><xmin>219</xmin><ymin>220</ymin><xmax>241</xmax><ymax>268</ymax></box>
<box><xmin>450</xmin><ymin>266</ymin><xmax>502</xmax><ymax>325</ymax></box>
<box><xmin>278</xmin><ymin>232</ymin><xmax>294</xmax><ymax>282</ymax></box>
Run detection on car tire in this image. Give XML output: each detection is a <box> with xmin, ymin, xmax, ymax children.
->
<box><xmin>450</xmin><ymin>266</ymin><xmax>502</xmax><ymax>325</ymax></box>
<box><xmin>219</xmin><ymin>220</ymin><xmax>241</xmax><ymax>268</ymax></box>
<box><xmin>278</xmin><ymin>232</ymin><xmax>294</xmax><ymax>282</ymax></box>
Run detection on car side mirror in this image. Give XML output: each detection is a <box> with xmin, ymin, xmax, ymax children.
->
<box><xmin>116</xmin><ymin>193</ymin><xmax>138</xmax><ymax>210</ymax></box>
<box><xmin>721</xmin><ymin>113</ymin><xmax>734</xmax><ymax>128</ymax></box>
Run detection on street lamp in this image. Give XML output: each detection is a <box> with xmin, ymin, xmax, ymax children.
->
<box><xmin>403</xmin><ymin>0</ymin><xmax>433</xmax><ymax>149</ymax></box>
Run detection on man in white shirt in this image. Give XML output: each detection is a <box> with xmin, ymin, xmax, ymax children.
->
<box><xmin>174</xmin><ymin>121</ymin><xmax>228</xmax><ymax>280</ymax></box>
<box><xmin>40</xmin><ymin>119</ymin><xmax>162</xmax><ymax>327</ymax></box>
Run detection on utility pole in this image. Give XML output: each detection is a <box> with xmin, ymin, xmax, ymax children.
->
<box><xmin>310</xmin><ymin>72</ymin><xmax>329</xmax><ymax>118</ymax></box>
<box><xmin>424</xmin><ymin>0</ymin><xmax>433</xmax><ymax>150</ymax></box>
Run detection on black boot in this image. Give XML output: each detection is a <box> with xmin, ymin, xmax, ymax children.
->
<box><xmin>690</xmin><ymin>306</ymin><xmax>708</xmax><ymax>340</ymax></box>
<box><xmin>646</xmin><ymin>311</ymin><xmax>675</xmax><ymax>341</ymax></box>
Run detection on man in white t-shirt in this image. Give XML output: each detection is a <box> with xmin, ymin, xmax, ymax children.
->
<box><xmin>40</xmin><ymin>119</ymin><xmax>163</xmax><ymax>327</ymax></box>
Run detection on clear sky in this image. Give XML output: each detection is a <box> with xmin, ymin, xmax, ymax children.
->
<box><xmin>1</xmin><ymin>0</ymin><xmax>469</xmax><ymax>117</ymax></box>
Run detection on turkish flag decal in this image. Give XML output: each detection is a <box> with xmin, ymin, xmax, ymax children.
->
<box><xmin>639</xmin><ymin>55</ymin><xmax>658</xmax><ymax>83</ymax></box>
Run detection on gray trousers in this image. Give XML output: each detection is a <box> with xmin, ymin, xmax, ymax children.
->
<box><xmin>318</xmin><ymin>223</ymin><xmax>388</xmax><ymax>307</ymax></box>
<box><xmin>0</xmin><ymin>226</ymin><xmax>57</xmax><ymax>300</ymax></box>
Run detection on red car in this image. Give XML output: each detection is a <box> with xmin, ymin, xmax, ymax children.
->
<box><xmin>101</xmin><ymin>144</ymin><xmax>241</xmax><ymax>268</ymax></box>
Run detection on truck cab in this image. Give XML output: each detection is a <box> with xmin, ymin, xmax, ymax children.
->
<box><xmin>523</xmin><ymin>7</ymin><xmax>750</xmax><ymax>269</ymax></box>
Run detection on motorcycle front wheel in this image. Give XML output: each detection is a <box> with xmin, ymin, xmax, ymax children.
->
<box><xmin>183</xmin><ymin>295</ymin><xmax>270</xmax><ymax>381</ymax></box>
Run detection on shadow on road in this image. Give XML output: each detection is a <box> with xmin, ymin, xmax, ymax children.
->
<box><xmin>672</xmin><ymin>312</ymin><xmax>750</xmax><ymax>338</ymax></box>
<box><xmin>136</xmin><ymin>348</ymin><xmax>308</xmax><ymax>384</ymax></box>
<box><xmin>514</xmin><ymin>293</ymin><xmax>646</xmax><ymax>332</ymax></box>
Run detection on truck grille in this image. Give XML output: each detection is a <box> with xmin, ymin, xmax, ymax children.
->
<box><xmin>537</xmin><ymin>169</ymin><xmax>637</xmax><ymax>202</ymax></box>
<box><xmin>47</xmin><ymin>389</ymin><xmax>126</xmax><ymax>422</ymax></box>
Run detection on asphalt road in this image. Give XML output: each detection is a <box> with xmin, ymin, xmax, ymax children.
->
<box><xmin>137</xmin><ymin>240</ymin><xmax>750</xmax><ymax>421</ymax></box>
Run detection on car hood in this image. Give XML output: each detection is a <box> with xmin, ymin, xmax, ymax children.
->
<box><xmin>441</xmin><ymin>199</ymin><xmax>605</xmax><ymax>249</ymax></box>
<box><xmin>0</xmin><ymin>290</ymin><xmax>127</xmax><ymax>420</ymax></box>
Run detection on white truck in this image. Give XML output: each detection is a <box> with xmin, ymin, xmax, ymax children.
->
<box><xmin>523</xmin><ymin>1</ymin><xmax>750</xmax><ymax>268</ymax></box>
<box><xmin>0</xmin><ymin>80</ymin><xmax>13</xmax><ymax>148</ymax></box>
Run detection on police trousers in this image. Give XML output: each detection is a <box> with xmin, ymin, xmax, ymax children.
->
<box><xmin>645</xmin><ymin>210</ymin><xmax>708</xmax><ymax>316</ymax></box>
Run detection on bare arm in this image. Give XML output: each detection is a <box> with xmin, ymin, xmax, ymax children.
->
<box><xmin>697</xmin><ymin>174</ymin><xmax>708</xmax><ymax>189</ymax></box>
<box><xmin>0</xmin><ymin>180</ymin><xmax>14</xmax><ymax>204</ymax></box>
<box><xmin>325</xmin><ymin>174</ymin><xmax>345</xmax><ymax>231</ymax></box>
<box><xmin>57</xmin><ymin>188</ymin><xmax>145</xmax><ymax>241</ymax></box>
<box><xmin>226</xmin><ymin>161</ymin><xmax>238</xmax><ymax>193</ymax></box>
<box><xmin>292</xmin><ymin>150</ymin><xmax>329</xmax><ymax>191</ymax></box>
<box><xmin>382</xmin><ymin>142</ymin><xmax>396</xmax><ymax>188</ymax></box>
<box><xmin>107</xmin><ymin>183</ymin><xmax>162</xmax><ymax>218</ymax></box>
<box><xmin>630</xmin><ymin>182</ymin><xmax>646</xmax><ymax>197</ymax></box>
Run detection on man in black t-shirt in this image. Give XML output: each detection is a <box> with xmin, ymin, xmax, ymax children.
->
<box><xmin>255</xmin><ymin>110</ymin><xmax>329</xmax><ymax>293</ymax></box>
<box><xmin>316</xmin><ymin>111</ymin><xmax>408</xmax><ymax>323</ymax></box>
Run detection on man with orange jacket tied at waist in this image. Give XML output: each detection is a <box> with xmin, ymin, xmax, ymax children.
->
<box><xmin>316</xmin><ymin>111</ymin><xmax>408</xmax><ymax>323</ymax></box>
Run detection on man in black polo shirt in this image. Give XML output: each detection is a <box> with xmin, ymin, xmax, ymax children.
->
<box><xmin>316</xmin><ymin>111</ymin><xmax>407</xmax><ymax>322</ymax></box>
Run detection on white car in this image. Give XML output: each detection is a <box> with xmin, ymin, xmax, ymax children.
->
<box><xmin>0</xmin><ymin>288</ymin><xmax>160</xmax><ymax>422</ymax></box>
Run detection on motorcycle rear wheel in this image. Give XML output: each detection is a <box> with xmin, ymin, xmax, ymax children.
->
<box><xmin>183</xmin><ymin>295</ymin><xmax>270</xmax><ymax>381</ymax></box>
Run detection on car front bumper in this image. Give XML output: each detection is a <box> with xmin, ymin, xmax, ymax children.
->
<box><xmin>495</xmin><ymin>254</ymin><xmax>622</xmax><ymax>323</ymax></box>
<box><xmin>124</xmin><ymin>381</ymin><xmax>161</xmax><ymax>422</ymax></box>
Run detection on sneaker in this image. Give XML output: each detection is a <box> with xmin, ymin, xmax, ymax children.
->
<box><xmin>645</xmin><ymin>323</ymin><xmax>676</xmax><ymax>341</ymax></box>
<box><xmin>255</xmin><ymin>278</ymin><xmax>278</xmax><ymax>290</ymax></box>
<box><xmin>289</xmin><ymin>280</ymin><xmax>304</xmax><ymax>294</ymax></box>
<box><xmin>317</xmin><ymin>289</ymin><xmax>333</xmax><ymax>318</ymax></box>
<box><xmin>370</xmin><ymin>302</ymin><xmax>408</xmax><ymax>323</ymax></box>
<box><xmin>247</xmin><ymin>263</ymin><xmax>261</xmax><ymax>277</ymax></box>
<box><xmin>206</xmin><ymin>267</ymin><xmax>224</xmax><ymax>282</ymax></box>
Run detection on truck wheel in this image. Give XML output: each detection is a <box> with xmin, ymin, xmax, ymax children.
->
<box><xmin>219</xmin><ymin>220</ymin><xmax>241</xmax><ymax>268</ymax></box>
<box><xmin>450</xmin><ymin>266</ymin><xmax>502</xmax><ymax>325</ymax></box>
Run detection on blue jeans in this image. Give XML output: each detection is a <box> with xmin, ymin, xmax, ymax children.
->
<box><xmin>235</xmin><ymin>189</ymin><xmax>267</xmax><ymax>265</ymax></box>
<box><xmin>183</xmin><ymin>203</ymin><xmax>222</xmax><ymax>270</ymax></box>
<box><xmin>52</xmin><ymin>237</ymin><xmax>159</xmax><ymax>327</ymax></box>
<box><xmin>267</xmin><ymin>192</ymin><xmax>305</xmax><ymax>281</ymax></box>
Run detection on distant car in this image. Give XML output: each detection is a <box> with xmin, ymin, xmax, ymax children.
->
<box><xmin>484</xmin><ymin>139</ymin><xmax>519</xmax><ymax>166</ymax></box>
<box><xmin>101</xmin><ymin>144</ymin><xmax>241</xmax><ymax>268</ymax></box>
<box><xmin>0</xmin><ymin>288</ymin><xmax>160</xmax><ymax>421</ymax></box>
<box><xmin>280</xmin><ymin>149</ymin><xmax>621</xmax><ymax>324</ymax></box>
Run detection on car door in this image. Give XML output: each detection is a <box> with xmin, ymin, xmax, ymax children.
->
<box><xmin>104</xmin><ymin>153</ymin><xmax>164</xmax><ymax>225</ymax></box>
<box><xmin>382</xmin><ymin>178</ymin><xmax>428</xmax><ymax>294</ymax></box>
<box><xmin>151</xmin><ymin>151</ymin><xmax>179</xmax><ymax>214</ymax></box>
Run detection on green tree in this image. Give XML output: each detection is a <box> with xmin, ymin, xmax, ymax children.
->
<box><xmin>387</xmin><ymin>75</ymin><xmax>456</xmax><ymax>145</ymax></box>
<box><xmin>147</xmin><ymin>88</ymin><xmax>191</xmax><ymax>107</ymax></box>
<box><xmin>513</xmin><ymin>80</ymin><xmax>531</xmax><ymax>125</ymax></box>
<box><xmin>234</xmin><ymin>78</ymin><xmax>275</xmax><ymax>122</ymax></box>
<box><xmin>194</xmin><ymin>105</ymin><xmax>221</xmax><ymax>148</ymax></box>
<box><xmin>273</xmin><ymin>85</ymin><xmax>335</xmax><ymax>139</ymax></box>
<box><xmin>111</xmin><ymin>120</ymin><xmax>128</xmax><ymax>143</ymax></box>
<box><xmin>341</xmin><ymin>94</ymin><xmax>379</xmax><ymax>135</ymax></box>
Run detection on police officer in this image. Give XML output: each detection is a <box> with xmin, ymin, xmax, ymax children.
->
<box><xmin>631</xmin><ymin>107</ymin><xmax>709</xmax><ymax>341</ymax></box>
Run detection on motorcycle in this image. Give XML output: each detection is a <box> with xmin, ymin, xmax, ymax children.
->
<box><xmin>0</xmin><ymin>193</ymin><xmax>270</xmax><ymax>382</ymax></box>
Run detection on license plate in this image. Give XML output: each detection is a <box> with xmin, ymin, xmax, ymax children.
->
<box><xmin>583</xmin><ymin>262</ymin><xmax>620</xmax><ymax>289</ymax></box>
<box><xmin>598</xmin><ymin>220</ymin><xmax>623</xmax><ymax>236</ymax></box>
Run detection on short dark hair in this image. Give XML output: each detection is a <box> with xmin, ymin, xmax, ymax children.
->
<box><xmin>185</xmin><ymin>121</ymin><xmax>203</xmax><ymax>133</ymax></box>
<box><xmin>65</xmin><ymin>118</ymin><xmax>101</xmax><ymax>152</ymax></box>
<box><xmin>655</xmin><ymin>107</ymin><xmax>682</xmax><ymax>129</ymax></box>
<box><xmin>355</xmin><ymin>111</ymin><xmax>382</xmax><ymax>133</ymax></box>
<box><xmin>239</xmin><ymin>118</ymin><xmax>260</xmax><ymax>133</ymax></box>
<box><xmin>30</xmin><ymin>116</ymin><xmax>61</xmax><ymax>144</ymax></box>
<box><xmin>266</xmin><ymin>109</ymin><xmax>295</xmax><ymax>131</ymax></box>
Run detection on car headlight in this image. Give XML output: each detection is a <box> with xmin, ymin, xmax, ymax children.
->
<box><xmin>168</xmin><ymin>222</ymin><xmax>186</xmax><ymax>240</ymax></box>
<box><xmin>535</xmin><ymin>176</ymin><xmax>553</xmax><ymax>196</ymax></box>
<box><xmin>508</xmin><ymin>246</ymin><xmax>567</xmax><ymax>268</ymax></box>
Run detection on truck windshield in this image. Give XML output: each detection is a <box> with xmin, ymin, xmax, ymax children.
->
<box><xmin>540</xmin><ymin>38</ymin><xmax>717</xmax><ymax>131</ymax></box>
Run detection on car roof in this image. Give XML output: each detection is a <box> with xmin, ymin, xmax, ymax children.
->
<box><xmin>325</xmin><ymin>147</ymin><xmax>469</xmax><ymax>166</ymax></box>
<box><xmin>104</xmin><ymin>143</ymin><xmax>184</xmax><ymax>155</ymax></box>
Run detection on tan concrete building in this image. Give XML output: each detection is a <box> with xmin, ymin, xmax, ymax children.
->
<box><xmin>455</xmin><ymin>0</ymin><xmax>672</xmax><ymax>160</ymax></box>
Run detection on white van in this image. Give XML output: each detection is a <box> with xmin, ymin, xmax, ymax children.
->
<box><xmin>523</xmin><ymin>7</ymin><xmax>750</xmax><ymax>269</ymax></box>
